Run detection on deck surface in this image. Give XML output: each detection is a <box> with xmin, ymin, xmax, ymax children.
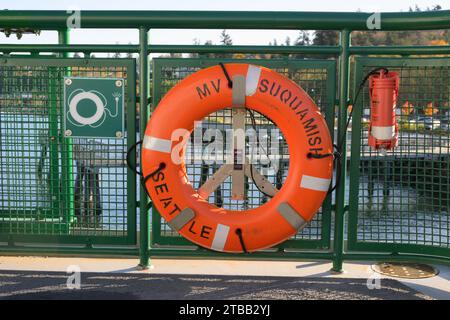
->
<box><xmin>0</xmin><ymin>270</ymin><xmax>431</xmax><ymax>300</ymax></box>
<box><xmin>0</xmin><ymin>257</ymin><xmax>449</xmax><ymax>300</ymax></box>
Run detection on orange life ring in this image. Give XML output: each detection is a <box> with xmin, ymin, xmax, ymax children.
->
<box><xmin>142</xmin><ymin>63</ymin><xmax>333</xmax><ymax>253</ymax></box>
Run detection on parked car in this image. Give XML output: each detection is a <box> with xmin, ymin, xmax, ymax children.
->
<box><xmin>417</xmin><ymin>116</ymin><xmax>441</xmax><ymax>131</ymax></box>
<box><xmin>440</xmin><ymin>121</ymin><xmax>450</xmax><ymax>132</ymax></box>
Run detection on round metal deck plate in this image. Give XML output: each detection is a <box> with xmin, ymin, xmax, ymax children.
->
<box><xmin>372</xmin><ymin>262</ymin><xmax>438</xmax><ymax>279</ymax></box>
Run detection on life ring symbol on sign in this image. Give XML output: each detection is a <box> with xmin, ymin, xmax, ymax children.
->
<box><xmin>67</xmin><ymin>89</ymin><xmax>122</xmax><ymax>128</ymax></box>
<box><xmin>141</xmin><ymin>63</ymin><xmax>334</xmax><ymax>253</ymax></box>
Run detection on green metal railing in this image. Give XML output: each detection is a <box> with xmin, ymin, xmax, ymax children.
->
<box><xmin>0</xmin><ymin>57</ymin><xmax>137</xmax><ymax>246</ymax></box>
<box><xmin>0</xmin><ymin>10</ymin><xmax>449</xmax><ymax>271</ymax></box>
<box><xmin>349</xmin><ymin>57</ymin><xmax>450</xmax><ymax>257</ymax></box>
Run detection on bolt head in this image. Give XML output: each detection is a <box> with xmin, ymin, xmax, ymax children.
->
<box><xmin>115</xmin><ymin>131</ymin><xmax>123</xmax><ymax>138</ymax></box>
<box><xmin>65</xmin><ymin>78</ymin><xmax>72</xmax><ymax>86</ymax></box>
<box><xmin>64</xmin><ymin>129</ymin><xmax>72</xmax><ymax>137</ymax></box>
<box><xmin>115</xmin><ymin>80</ymin><xmax>123</xmax><ymax>87</ymax></box>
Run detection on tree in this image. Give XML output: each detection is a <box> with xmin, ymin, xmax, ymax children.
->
<box><xmin>203</xmin><ymin>40</ymin><xmax>215</xmax><ymax>58</ymax></box>
<box><xmin>295</xmin><ymin>31</ymin><xmax>311</xmax><ymax>46</ymax></box>
<box><xmin>312</xmin><ymin>30</ymin><xmax>339</xmax><ymax>46</ymax></box>
<box><xmin>220</xmin><ymin>30</ymin><xmax>233</xmax><ymax>46</ymax></box>
<box><xmin>284</xmin><ymin>36</ymin><xmax>291</xmax><ymax>46</ymax></box>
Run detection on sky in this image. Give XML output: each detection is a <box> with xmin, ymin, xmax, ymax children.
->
<box><xmin>0</xmin><ymin>0</ymin><xmax>449</xmax><ymax>48</ymax></box>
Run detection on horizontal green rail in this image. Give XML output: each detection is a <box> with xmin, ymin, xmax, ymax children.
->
<box><xmin>349</xmin><ymin>45</ymin><xmax>450</xmax><ymax>55</ymax></box>
<box><xmin>0</xmin><ymin>246</ymin><xmax>139</xmax><ymax>257</ymax></box>
<box><xmin>149</xmin><ymin>45</ymin><xmax>341</xmax><ymax>54</ymax></box>
<box><xmin>0</xmin><ymin>44</ymin><xmax>339</xmax><ymax>54</ymax></box>
<box><xmin>2</xmin><ymin>44</ymin><xmax>450</xmax><ymax>56</ymax></box>
<box><xmin>0</xmin><ymin>44</ymin><xmax>139</xmax><ymax>53</ymax></box>
<box><xmin>0</xmin><ymin>10</ymin><xmax>450</xmax><ymax>30</ymax></box>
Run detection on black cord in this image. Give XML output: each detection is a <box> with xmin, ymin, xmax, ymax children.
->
<box><xmin>329</xmin><ymin>144</ymin><xmax>342</xmax><ymax>194</ymax></box>
<box><xmin>141</xmin><ymin>162</ymin><xmax>166</xmax><ymax>199</ymax></box>
<box><xmin>126</xmin><ymin>140</ymin><xmax>162</xmax><ymax>210</ymax></box>
<box><xmin>219</xmin><ymin>62</ymin><xmax>233</xmax><ymax>88</ymax></box>
<box><xmin>330</xmin><ymin>67</ymin><xmax>388</xmax><ymax>195</ymax></box>
<box><xmin>235</xmin><ymin>228</ymin><xmax>248</xmax><ymax>253</ymax></box>
<box><xmin>126</xmin><ymin>140</ymin><xmax>143</xmax><ymax>176</ymax></box>
<box><xmin>142</xmin><ymin>162</ymin><xmax>166</xmax><ymax>185</ymax></box>
<box><xmin>307</xmin><ymin>152</ymin><xmax>334</xmax><ymax>159</ymax></box>
<box><xmin>307</xmin><ymin>144</ymin><xmax>341</xmax><ymax>194</ymax></box>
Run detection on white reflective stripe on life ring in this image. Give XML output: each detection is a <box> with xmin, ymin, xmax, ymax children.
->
<box><xmin>69</xmin><ymin>91</ymin><xmax>105</xmax><ymax>125</ymax></box>
<box><xmin>277</xmin><ymin>202</ymin><xmax>307</xmax><ymax>230</ymax></box>
<box><xmin>300</xmin><ymin>175</ymin><xmax>331</xmax><ymax>192</ymax></box>
<box><xmin>143</xmin><ymin>135</ymin><xmax>172</xmax><ymax>153</ymax></box>
<box><xmin>211</xmin><ymin>224</ymin><xmax>230</xmax><ymax>251</ymax></box>
<box><xmin>245</xmin><ymin>65</ymin><xmax>262</xmax><ymax>96</ymax></box>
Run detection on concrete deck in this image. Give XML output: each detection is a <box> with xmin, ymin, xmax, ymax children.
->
<box><xmin>0</xmin><ymin>256</ymin><xmax>449</xmax><ymax>299</ymax></box>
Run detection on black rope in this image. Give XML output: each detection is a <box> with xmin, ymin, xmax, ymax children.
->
<box><xmin>141</xmin><ymin>162</ymin><xmax>166</xmax><ymax>199</ymax></box>
<box><xmin>142</xmin><ymin>162</ymin><xmax>166</xmax><ymax>185</ymax></box>
<box><xmin>235</xmin><ymin>228</ymin><xmax>248</xmax><ymax>253</ymax></box>
<box><xmin>329</xmin><ymin>144</ymin><xmax>342</xmax><ymax>194</ymax></box>
<box><xmin>307</xmin><ymin>152</ymin><xmax>334</xmax><ymax>159</ymax></box>
<box><xmin>126</xmin><ymin>140</ymin><xmax>143</xmax><ymax>176</ymax></box>
<box><xmin>327</xmin><ymin>67</ymin><xmax>389</xmax><ymax>195</ymax></box>
<box><xmin>307</xmin><ymin>144</ymin><xmax>341</xmax><ymax>195</ymax></box>
<box><xmin>219</xmin><ymin>62</ymin><xmax>233</xmax><ymax>88</ymax></box>
<box><xmin>125</xmin><ymin>138</ymin><xmax>166</xmax><ymax>210</ymax></box>
<box><xmin>126</xmin><ymin>140</ymin><xmax>166</xmax><ymax>198</ymax></box>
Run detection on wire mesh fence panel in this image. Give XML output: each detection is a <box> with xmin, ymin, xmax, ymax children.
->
<box><xmin>348</xmin><ymin>58</ymin><xmax>450</xmax><ymax>256</ymax></box>
<box><xmin>0</xmin><ymin>58</ymin><xmax>136</xmax><ymax>245</ymax></box>
<box><xmin>150</xmin><ymin>58</ymin><xmax>336</xmax><ymax>250</ymax></box>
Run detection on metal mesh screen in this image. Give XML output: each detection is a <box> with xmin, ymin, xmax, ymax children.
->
<box><xmin>151</xmin><ymin>59</ymin><xmax>335</xmax><ymax>248</ymax></box>
<box><xmin>0</xmin><ymin>59</ymin><xmax>135</xmax><ymax>244</ymax></box>
<box><xmin>349</xmin><ymin>58</ymin><xmax>450</xmax><ymax>251</ymax></box>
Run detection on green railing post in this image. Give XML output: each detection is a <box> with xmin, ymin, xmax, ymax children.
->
<box><xmin>138</xmin><ymin>27</ymin><xmax>150</xmax><ymax>269</ymax></box>
<box><xmin>58</xmin><ymin>29</ymin><xmax>70</xmax><ymax>58</ymax></box>
<box><xmin>332</xmin><ymin>29</ymin><xmax>350</xmax><ymax>273</ymax></box>
<box><xmin>58</xmin><ymin>29</ymin><xmax>75</xmax><ymax>226</ymax></box>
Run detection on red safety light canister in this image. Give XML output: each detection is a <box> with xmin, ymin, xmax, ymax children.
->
<box><xmin>368</xmin><ymin>71</ymin><xmax>400</xmax><ymax>151</ymax></box>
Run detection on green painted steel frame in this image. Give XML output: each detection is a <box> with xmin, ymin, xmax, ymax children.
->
<box><xmin>348</xmin><ymin>56</ymin><xmax>450</xmax><ymax>259</ymax></box>
<box><xmin>150</xmin><ymin>57</ymin><xmax>336</xmax><ymax>252</ymax></box>
<box><xmin>138</xmin><ymin>27</ymin><xmax>150</xmax><ymax>268</ymax></box>
<box><xmin>1</xmin><ymin>10</ymin><xmax>450</xmax><ymax>30</ymax></box>
<box><xmin>0</xmin><ymin>56</ymin><xmax>137</xmax><ymax>247</ymax></box>
<box><xmin>0</xmin><ymin>9</ymin><xmax>448</xmax><ymax>269</ymax></box>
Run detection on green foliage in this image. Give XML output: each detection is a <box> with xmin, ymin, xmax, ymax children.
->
<box><xmin>220</xmin><ymin>29</ymin><xmax>233</xmax><ymax>46</ymax></box>
<box><xmin>312</xmin><ymin>30</ymin><xmax>339</xmax><ymax>46</ymax></box>
<box><xmin>352</xmin><ymin>5</ymin><xmax>448</xmax><ymax>46</ymax></box>
<box><xmin>186</xmin><ymin>4</ymin><xmax>448</xmax><ymax>60</ymax></box>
